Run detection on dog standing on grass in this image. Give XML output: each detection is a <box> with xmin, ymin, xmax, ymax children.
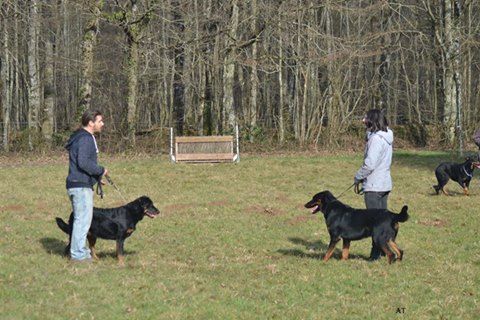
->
<box><xmin>433</xmin><ymin>157</ymin><xmax>480</xmax><ymax>196</ymax></box>
<box><xmin>304</xmin><ymin>190</ymin><xmax>409</xmax><ymax>264</ymax></box>
<box><xmin>56</xmin><ymin>196</ymin><xmax>159</xmax><ymax>265</ymax></box>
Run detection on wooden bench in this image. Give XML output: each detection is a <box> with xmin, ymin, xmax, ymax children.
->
<box><xmin>170</xmin><ymin>127</ymin><xmax>240</xmax><ymax>163</ymax></box>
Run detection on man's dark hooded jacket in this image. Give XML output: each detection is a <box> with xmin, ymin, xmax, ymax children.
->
<box><xmin>65</xmin><ymin>129</ymin><xmax>104</xmax><ymax>189</ymax></box>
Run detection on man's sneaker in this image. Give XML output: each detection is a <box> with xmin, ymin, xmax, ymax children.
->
<box><xmin>70</xmin><ymin>257</ymin><xmax>93</xmax><ymax>264</ymax></box>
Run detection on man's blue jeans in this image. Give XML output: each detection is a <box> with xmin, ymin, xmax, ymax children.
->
<box><xmin>67</xmin><ymin>188</ymin><xmax>93</xmax><ymax>260</ymax></box>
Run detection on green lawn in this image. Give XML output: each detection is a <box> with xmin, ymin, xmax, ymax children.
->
<box><xmin>0</xmin><ymin>151</ymin><xmax>479</xmax><ymax>319</ymax></box>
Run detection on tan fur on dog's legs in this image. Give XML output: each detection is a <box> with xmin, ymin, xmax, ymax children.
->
<box><xmin>387</xmin><ymin>239</ymin><xmax>403</xmax><ymax>261</ymax></box>
<box><xmin>441</xmin><ymin>187</ymin><xmax>449</xmax><ymax>196</ymax></box>
<box><xmin>342</xmin><ymin>239</ymin><xmax>350</xmax><ymax>260</ymax></box>
<box><xmin>116</xmin><ymin>242</ymin><xmax>125</xmax><ymax>266</ymax></box>
<box><xmin>323</xmin><ymin>238</ymin><xmax>340</xmax><ymax>262</ymax></box>
<box><xmin>381</xmin><ymin>246</ymin><xmax>395</xmax><ymax>264</ymax></box>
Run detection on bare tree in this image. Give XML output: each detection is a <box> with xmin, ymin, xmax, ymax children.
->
<box><xmin>1</xmin><ymin>1</ymin><xmax>11</xmax><ymax>151</ymax></box>
<box><xmin>76</xmin><ymin>0</ymin><xmax>103</xmax><ymax>122</ymax></box>
<box><xmin>27</xmin><ymin>0</ymin><xmax>41</xmax><ymax>150</ymax></box>
<box><xmin>222</xmin><ymin>0</ymin><xmax>239</xmax><ymax>130</ymax></box>
<box><xmin>108</xmin><ymin>0</ymin><xmax>154</xmax><ymax>145</ymax></box>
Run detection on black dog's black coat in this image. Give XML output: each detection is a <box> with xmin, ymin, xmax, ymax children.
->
<box><xmin>304</xmin><ymin>191</ymin><xmax>408</xmax><ymax>264</ymax></box>
<box><xmin>433</xmin><ymin>157</ymin><xmax>480</xmax><ymax>196</ymax></box>
<box><xmin>56</xmin><ymin>196</ymin><xmax>159</xmax><ymax>263</ymax></box>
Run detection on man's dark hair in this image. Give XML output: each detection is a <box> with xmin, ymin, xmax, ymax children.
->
<box><xmin>364</xmin><ymin>109</ymin><xmax>388</xmax><ymax>132</ymax></box>
<box><xmin>81</xmin><ymin>110</ymin><xmax>103</xmax><ymax>127</ymax></box>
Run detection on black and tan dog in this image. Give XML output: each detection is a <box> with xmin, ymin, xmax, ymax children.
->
<box><xmin>56</xmin><ymin>196</ymin><xmax>159</xmax><ymax>264</ymax></box>
<box><xmin>433</xmin><ymin>157</ymin><xmax>480</xmax><ymax>196</ymax></box>
<box><xmin>304</xmin><ymin>191</ymin><xmax>408</xmax><ymax>264</ymax></box>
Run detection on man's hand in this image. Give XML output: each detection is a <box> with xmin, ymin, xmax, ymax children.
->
<box><xmin>100</xmin><ymin>168</ymin><xmax>109</xmax><ymax>185</ymax></box>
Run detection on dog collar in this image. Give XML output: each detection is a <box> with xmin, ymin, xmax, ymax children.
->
<box><xmin>463</xmin><ymin>166</ymin><xmax>473</xmax><ymax>178</ymax></box>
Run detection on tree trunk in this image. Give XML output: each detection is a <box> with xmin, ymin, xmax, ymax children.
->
<box><xmin>1</xmin><ymin>3</ymin><xmax>11</xmax><ymax>151</ymax></box>
<box><xmin>172</xmin><ymin>0</ymin><xmax>185</xmax><ymax>135</ymax></box>
<box><xmin>115</xmin><ymin>0</ymin><xmax>151</xmax><ymax>146</ymax></box>
<box><xmin>379</xmin><ymin>4</ymin><xmax>392</xmax><ymax>113</ymax></box>
<box><xmin>277</xmin><ymin>16</ymin><xmax>285</xmax><ymax>143</ymax></box>
<box><xmin>11</xmin><ymin>0</ymin><xmax>19</xmax><ymax>131</ymax></box>
<box><xmin>442</xmin><ymin>0</ymin><xmax>456</xmax><ymax>144</ymax></box>
<box><xmin>194</xmin><ymin>0</ymin><xmax>205</xmax><ymax>135</ymax></box>
<box><xmin>126</xmin><ymin>30</ymin><xmax>139</xmax><ymax>145</ymax></box>
<box><xmin>249</xmin><ymin>0</ymin><xmax>258</xmax><ymax>141</ymax></box>
<box><xmin>27</xmin><ymin>0</ymin><xmax>41</xmax><ymax>150</ymax></box>
<box><xmin>325</xmin><ymin>1</ymin><xmax>339</xmax><ymax>145</ymax></box>
<box><xmin>222</xmin><ymin>0</ymin><xmax>239</xmax><ymax>131</ymax></box>
<box><xmin>42</xmin><ymin>39</ymin><xmax>54</xmax><ymax>144</ymax></box>
<box><xmin>77</xmin><ymin>0</ymin><xmax>102</xmax><ymax>122</ymax></box>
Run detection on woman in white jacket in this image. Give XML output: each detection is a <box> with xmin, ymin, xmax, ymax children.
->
<box><xmin>354</xmin><ymin>109</ymin><xmax>393</xmax><ymax>260</ymax></box>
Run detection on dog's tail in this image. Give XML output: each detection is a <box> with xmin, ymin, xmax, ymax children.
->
<box><xmin>393</xmin><ymin>206</ymin><xmax>409</xmax><ymax>223</ymax></box>
<box><xmin>55</xmin><ymin>217</ymin><xmax>71</xmax><ymax>234</ymax></box>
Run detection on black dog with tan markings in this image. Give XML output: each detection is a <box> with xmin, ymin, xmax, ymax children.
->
<box><xmin>304</xmin><ymin>191</ymin><xmax>408</xmax><ymax>264</ymax></box>
<box><xmin>433</xmin><ymin>157</ymin><xmax>480</xmax><ymax>196</ymax></box>
<box><xmin>56</xmin><ymin>196</ymin><xmax>159</xmax><ymax>264</ymax></box>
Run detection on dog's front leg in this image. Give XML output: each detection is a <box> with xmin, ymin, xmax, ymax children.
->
<box><xmin>463</xmin><ymin>181</ymin><xmax>470</xmax><ymax>196</ymax></box>
<box><xmin>323</xmin><ymin>237</ymin><xmax>340</xmax><ymax>262</ymax></box>
<box><xmin>341</xmin><ymin>239</ymin><xmax>350</xmax><ymax>260</ymax></box>
<box><xmin>116</xmin><ymin>239</ymin><xmax>125</xmax><ymax>266</ymax></box>
<box><xmin>441</xmin><ymin>187</ymin><xmax>449</xmax><ymax>196</ymax></box>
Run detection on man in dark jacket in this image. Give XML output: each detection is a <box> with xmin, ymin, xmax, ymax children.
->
<box><xmin>66</xmin><ymin>110</ymin><xmax>107</xmax><ymax>262</ymax></box>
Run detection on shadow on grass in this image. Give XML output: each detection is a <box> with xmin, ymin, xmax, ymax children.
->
<box><xmin>40</xmin><ymin>237</ymin><xmax>136</xmax><ymax>258</ymax></box>
<box><xmin>40</xmin><ymin>237</ymin><xmax>67</xmax><ymax>256</ymax></box>
<box><xmin>278</xmin><ymin>237</ymin><xmax>369</xmax><ymax>261</ymax></box>
<box><xmin>94</xmin><ymin>250</ymin><xmax>137</xmax><ymax>259</ymax></box>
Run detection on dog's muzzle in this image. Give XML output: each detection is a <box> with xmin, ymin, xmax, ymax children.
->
<box><xmin>145</xmin><ymin>208</ymin><xmax>160</xmax><ymax>218</ymax></box>
<box><xmin>304</xmin><ymin>201</ymin><xmax>321</xmax><ymax>214</ymax></box>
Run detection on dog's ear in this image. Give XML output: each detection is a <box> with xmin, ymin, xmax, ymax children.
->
<box><xmin>138</xmin><ymin>196</ymin><xmax>150</xmax><ymax>207</ymax></box>
<box><xmin>323</xmin><ymin>190</ymin><xmax>336</xmax><ymax>202</ymax></box>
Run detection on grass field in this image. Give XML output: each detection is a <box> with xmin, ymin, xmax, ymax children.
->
<box><xmin>0</xmin><ymin>150</ymin><xmax>479</xmax><ymax>319</ymax></box>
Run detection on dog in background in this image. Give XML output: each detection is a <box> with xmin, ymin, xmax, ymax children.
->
<box><xmin>56</xmin><ymin>196</ymin><xmax>159</xmax><ymax>264</ymax></box>
<box><xmin>433</xmin><ymin>157</ymin><xmax>480</xmax><ymax>196</ymax></box>
<box><xmin>304</xmin><ymin>190</ymin><xmax>408</xmax><ymax>264</ymax></box>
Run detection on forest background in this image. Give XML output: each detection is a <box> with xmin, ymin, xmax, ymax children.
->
<box><xmin>1</xmin><ymin>0</ymin><xmax>479</xmax><ymax>154</ymax></box>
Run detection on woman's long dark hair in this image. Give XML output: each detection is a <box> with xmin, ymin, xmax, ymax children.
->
<box><xmin>364</xmin><ymin>109</ymin><xmax>388</xmax><ymax>132</ymax></box>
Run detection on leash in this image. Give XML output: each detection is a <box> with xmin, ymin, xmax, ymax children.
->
<box><xmin>337</xmin><ymin>183</ymin><xmax>355</xmax><ymax>199</ymax></box>
<box><xmin>96</xmin><ymin>181</ymin><xmax>105</xmax><ymax>199</ymax></box>
<box><xmin>104</xmin><ymin>175</ymin><xmax>128</xmax><ymax>202</ymax></box>
<box><xmin>337</xmin><ymin>182</ymin><xmax>364</xmax><ymax>199</ymax></box>
<box><xmin>354</xmin><ymin>182</ymin><xmax>365</xmax><ymax>195</ymax></box>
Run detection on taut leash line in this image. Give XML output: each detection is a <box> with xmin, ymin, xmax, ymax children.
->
<box><xmin>105</xmin><ymin>175</ymin><xmax>128</xmax><ymax>203</ymax></box>
<box><xmin>336</xmin><ymin>183</ymin><xmax>355</xmax><ymax>199</ymax></box>
<box><xmin>337</xmin><ymin>182</ymin><xmax>364</xmax><ymax>199</ymax></box>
